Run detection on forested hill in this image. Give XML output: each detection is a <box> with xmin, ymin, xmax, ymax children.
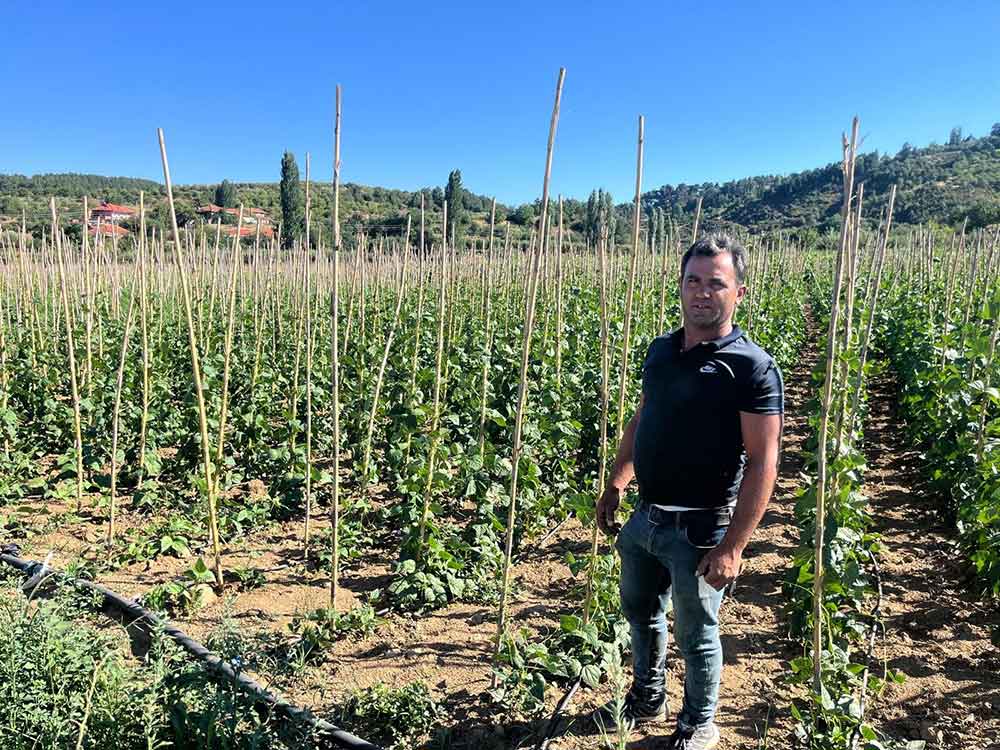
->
<box><xmin>0</xmin><ymin>173</ymin><xmax>502</xmax><ymax>239</ymax></box>
<box><xmin>641</xmin><ymin>125</ymin><xmax>1000</xmax><ymax>233</ymax></box>
<box><xmin>3</xmin><ymin>124</ymin><xmax>999</xmax><ymax>239</ymax></box>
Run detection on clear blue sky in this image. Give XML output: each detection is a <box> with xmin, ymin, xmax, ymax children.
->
<box><xmin>2</xmin><ymin>1</ymin><xmax>999</xmax><ymax>205</ymax></box>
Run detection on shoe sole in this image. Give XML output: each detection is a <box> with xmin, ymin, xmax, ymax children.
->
<box><xmin>634</xmin><ymin>713</ymin><xmax>668</xmax><ymax>724</ymax></box>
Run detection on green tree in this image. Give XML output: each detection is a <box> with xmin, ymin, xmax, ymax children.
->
<box><xmin>279</xmin><ymin>151</ymin><xmax>303</xmax><ymax>247</ymax></box>
<box><xmin>214</xmin><ymin>179</ymin><xmax>238</xmax><ymax>208</ymax></box>
<box><xmin>584</xmin><ymin>190</ymin><xmax>598</xmax><ymax>244</ymax></box>
<box><xmin>0</xmin><ymin>195</ymin><xmax>21</xmax><ymax>217</ymax></box>
<box><xmin>509</xmin><ymin>203</ymin><xmax>535</xmax><ymax>227</ymax></box>
<box><xmin>444</xmin><ymin>169</ymin><xmax>465</xmax><ymax>245</ymax></box>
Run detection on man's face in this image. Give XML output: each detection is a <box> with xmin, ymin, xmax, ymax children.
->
<box><xmin>680</xmin><ymin>252</ymin><xmax>747</xmax><ymax>331</ymax></box>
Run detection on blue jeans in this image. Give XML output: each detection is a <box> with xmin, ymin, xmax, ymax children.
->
<box><xmin>615</xmin><ymin>502</ymin><xmax>728</xmax><ymax>728</ymax></box>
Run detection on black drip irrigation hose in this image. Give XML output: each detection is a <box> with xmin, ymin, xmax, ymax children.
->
<box><xmin>535</xmin><ymin>675</ymin><xmax>582</xmax><ymax>750</ymax></box>
<box><xmin>0</xmin><ymin>543</ymin><xmax>383</xmax><ymax>750</ymax></box>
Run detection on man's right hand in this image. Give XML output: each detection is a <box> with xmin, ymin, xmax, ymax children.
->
<box><xmin>596</xmin><ymin>486</ymin><xmax>623</xmax><ymax>536</ymax></box>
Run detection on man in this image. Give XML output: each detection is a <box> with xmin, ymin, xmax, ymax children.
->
<box><xmin>595</xmin><ymin>233</ymin><xmax>783</xmax><ymax>749</ymax></box>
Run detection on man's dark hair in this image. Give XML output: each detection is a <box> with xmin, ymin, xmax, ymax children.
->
<box><xmin>681</xmin><ymin>232</ymin><xmax>748</xmax><ymax>284</ymax></box>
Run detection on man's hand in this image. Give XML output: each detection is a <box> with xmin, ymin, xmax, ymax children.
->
<box><xmin>596</xmin><ymin>486</ymin><xmax>623</xmax><ymax>536</ymax></box>
<box><xmin>696</xmin><ymin>542</ymin><xmax>743</xmax><ymax>590</ymax></box>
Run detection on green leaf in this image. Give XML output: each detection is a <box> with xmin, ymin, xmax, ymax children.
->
<box><xmin>580</xmin><ymin>663</ymin><xmax>602</xmax><ymax>689</ymax></box>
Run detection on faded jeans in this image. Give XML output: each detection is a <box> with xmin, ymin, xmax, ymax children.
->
<box><xmin>615</xmin><ymin>501</ymin><xmax>729</xmax><ymax>728</ymax></box>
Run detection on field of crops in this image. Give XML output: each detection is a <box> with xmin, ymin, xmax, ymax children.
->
<box><xmin>2</xmin><ymin>112</ymin><xmax>999</xmax><ymax>750</ymax></box>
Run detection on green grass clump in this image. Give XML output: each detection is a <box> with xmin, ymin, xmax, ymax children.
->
<box><xmin>0</xmin><ymin>574</ymin><xmax>318</xmax><ymax>749</ymax></box>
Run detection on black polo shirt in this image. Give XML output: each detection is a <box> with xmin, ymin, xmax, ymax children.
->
<box><xmin>632</xmin><ymin>326</ymin><xmax>783</xmax><ymax>509</ymax></box>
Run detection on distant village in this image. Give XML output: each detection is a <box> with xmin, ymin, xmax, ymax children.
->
<box><xmin>81</xmin><ymin>200</ymin><xmax>275</xmax><ymax>239</ymax></box>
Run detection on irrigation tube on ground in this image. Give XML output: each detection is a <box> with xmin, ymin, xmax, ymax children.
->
<box><xmin>0</xmin><ymin>543</ymin><xmax>383</xmax><ymax>750</ymax></box>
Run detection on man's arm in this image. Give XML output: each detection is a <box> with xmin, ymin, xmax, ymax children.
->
<box><xmin>698</xmin><ymin>411</ymin><xmax>782</xmax><ymax>589</ymax></box>
<box><xmin>597</xmin><ymin>392</ymin><xmax>645</xmax><ymax>535</ymax></box>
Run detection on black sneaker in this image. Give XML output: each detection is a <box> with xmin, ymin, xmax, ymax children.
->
<box><xmin>663</xmin><ymin>721</ymin><xmax>720</xmax><ymax>749</ymax></box>
<box><xmin>592</xmin><ymin>690</ymin><xmax>667</xmax><ymax>731</ymax></box>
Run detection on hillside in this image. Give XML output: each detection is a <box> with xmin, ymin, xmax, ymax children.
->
<box><xmin>640</xmin><ymin>125</ymin><xmax>1000</xmax><ymax>234</ymax></box>
<box><xmin>3</xmin><ymin>124</ymin><xmax>999</xmax><ymax>241</ymax></box>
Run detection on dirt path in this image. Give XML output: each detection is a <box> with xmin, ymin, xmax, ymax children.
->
<box><xmin>863</xmin><ymin>368</ymin><xmax>1000</xmax><ymax>750</ymax></box>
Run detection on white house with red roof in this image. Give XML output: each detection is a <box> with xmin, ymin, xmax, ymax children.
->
<box><xmin>90</xmin><ymin>201</ymin><xmax>136</xmax><ymax>222</ymax></box>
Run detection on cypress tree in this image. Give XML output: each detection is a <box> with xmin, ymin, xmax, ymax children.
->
<box><xmin>280</xmin><ymin>151</ymin><xmax>303</xmax><ymax>247</ymax></box>
<box><xmin>214</xmin><ymin>179</ymin><xmax>238</xmax><ymax>208</ymax></box>
<box><xmin>444</xmin><ymin>169</ymin><xmax>465</xmax><ymax>246</ymax></box>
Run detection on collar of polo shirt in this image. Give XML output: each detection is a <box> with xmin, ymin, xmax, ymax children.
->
<box><xmin>676</xmin><ymin>325</ymin><xmax>744</xmax><ymax>354</ymax></box>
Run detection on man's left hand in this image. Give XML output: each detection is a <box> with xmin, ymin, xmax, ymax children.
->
<box><xmin>696</xmin><ymin>543</ymin><xmax>744</xmax><ymax>590</ymax></box>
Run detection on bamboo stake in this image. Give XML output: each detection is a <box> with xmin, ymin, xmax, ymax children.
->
<box><xmin>304</xmin><ymin>154</ymin><xmax>316</xmax><ymax>555</ymax></box>
<box><xmin>211</xmin><ymin>206</ymin><xmax>244</xmax><ymax>503</ymax></box>
<box><xmin>416</xmin><ymin>239</ymin><xmax>448</xmax><ymax>556</ymax></box>
<box><xmin>108</xmin><ymin>273</ymin><xmax>139</xmax><ymax>543</ymax></box>
<box><xmin>691</xmin><ymin>195</ymin><xmax>703</xmax><ymax>244</ymax></box>
<box><xmin>329</xmin><ymin>83</ymin><xmax>343</xmax><ymax>610</ymax></box>
<box><xmin>51</xmin><ymin>199</ymin><xmax>85</xmax><ymax>511</ymax></box>
<box><xmin>157</xmin><ymin>128</ymin><xmax>224</xmax><ymax>588</ymax></box>
<box><xmin>848</xmin><ymin>186</ymin><xmax>896</xmax><ymax>435</ymax></box>
<box><xmin>361</xmin><ymin>245</ymin><xmax>409</xmax><ymax>486</ymax></box>
<box><xmin>136</xmin><ymin>193</ymin><xmax>153</xmax><ymax>485</ymax></box>
<box><xmin>833</xmin><ymin>182</ymin><xmax>864</xmax><ymax>450</ymax></box>
<box><xmin>583</xmin><ymin>230</ymin><xmax>611</xmax><ymax>625</ymax></box>
<box><xmin>614</xmin><ymin>115</ymin><xmax>645</xmax><ymax>443</ymax></box>
<box><xmin>555</xmin><ymin>196</ymin><xmax>564</xmax><ymax>391</ymax></box>
<box><xmin>478</xmin><ymin>204</ymin><xmax>498</xmax><ymax>458</ymax></box>
<box><xmin>493</xmin><ymin>67</ymin><xmax>565</xmax><ymax>663</ymax></box>
<box><xmin>813</xmin><ymin>117</ymin><xmax>859</xmax><ymax>692</ymax></box>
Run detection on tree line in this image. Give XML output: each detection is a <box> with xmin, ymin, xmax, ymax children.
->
<box><xmin>4</xmin><ymin>123</ymin><xmax>999</xmax><ymax>241</ymax></box>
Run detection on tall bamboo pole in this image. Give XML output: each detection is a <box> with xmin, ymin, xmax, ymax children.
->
<box><xmin>813</xmin><ymin>118</ymin><xmax>859</xmax><ymax>692</ymax></box>
<box><xmin>691</xmin><ymin>195</ymin><xmax>703</xmax><ymax>244</ymax></box>
<box><xmin>493</xmin><ymin>67</ymin><xmax>565</xmax><ymax>663</ymax></box>
<box><xmin>848</xmin><ymin>186</ymin><xmax>896</xmax><ymax>434</ymax></box>
<box><xmin>417</xmin><ymin>238</ymin><xmax>449</xmax><ymax>555</ymax></box>
<box><xmin>108</xmin><ymin>275</ymin><xmax>139</xmax><ymax>543</ymax></box>
<box><xmin>52</xmin><ymin>199</ymin><xmax>85</xmax><ymax>511</ymax></box>
<box><xmin>555</xmin><ymin>196</ymin><xmax>565</xmax><ymax>391</ymax></box>
<box><xmin>157</xmin><ymin>128</ymin><xmax>224</xmax><ymax>588</ymax></box>
<box><xmin>211</xmin><ymin>206</ymin><xmax>244</xmax><ymax>502</ymax></box>
<box><xmin>362</xmin><ymin>250</ymin><xmax>408</xmax><ymax>485</ymax></box>
<box><xmin>329</xmin><ymin>84</ymin><xmax>343</xmax><ymax>610</ymax></box>
<box><xmin>304</xmin><ymin>154</ymin><xmax>315</xmax><ymax>554</ymax></box>
<box><xmin>583</xmin><ymin>230</ymin><xmax>612</xmax><ymax>625</ymax></box>
<box><xmin>614</xmin><ymin>115</ymin><xmax>645</xmax><ymax>443</ymax></box>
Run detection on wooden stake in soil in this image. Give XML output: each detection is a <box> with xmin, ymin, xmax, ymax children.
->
<box><xmin>416</xmin><ymin>232</ymin><xmax>449</xmax><ymax>557</ymax></box>
<box><xmin>211</xmin><ymin>205</ymin><xmax>244</xmax><ymax>502</ymax></box>
<box><xmin>108</xmin><ymin>273</ymin><xmax>139</xmax><ymax>543</ymax></box>
<box><xmin>848</xmin><ymin>185</ymin><xmax>896</xmax><ymax>434</ymax></box>
<box><xmin>812</xmin><ymin>118</ymin><xmax>859</xmax><ymax>692</ymax></box>
<box><xmin>157</xmin><ymin>128</ymin><xmax>224</xmax><ymax>588</ymax></box>
<box><xmin>614</xmin><ymin>115</ymin><xmax>645</xmax><ymax>443</ymax></box>
<box><xmin>583</xmin><ymin>230</ymin><xmax>612</xmax><ymax>625</ymax></box>
<box><xmin>493</xmin><ymin>67</ymin><xmax>565</xmax><ymax>665</ymax></box>
<box><xmin>51</xmin><ymin>199</ymin><xmax>85</xmax><ymax>512</ymax></box>
<box><xmin>329</xmin><ymin>84</ymin><xmax>342</xmax><ymax>610</ymax></box>
<box><xmin>304</xmin><ymin>154</ymin><xmax>315</xmax><ymax>555</ymax></box>
<box><xmin>361</xmin><ymin>240</ymin><xmax>409</xmax><ymax>486</ymax></box>
<box><xmin>136</xmin><ymin>193</ymin><xmax>153</xmax><ymax>486</ymax></box>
